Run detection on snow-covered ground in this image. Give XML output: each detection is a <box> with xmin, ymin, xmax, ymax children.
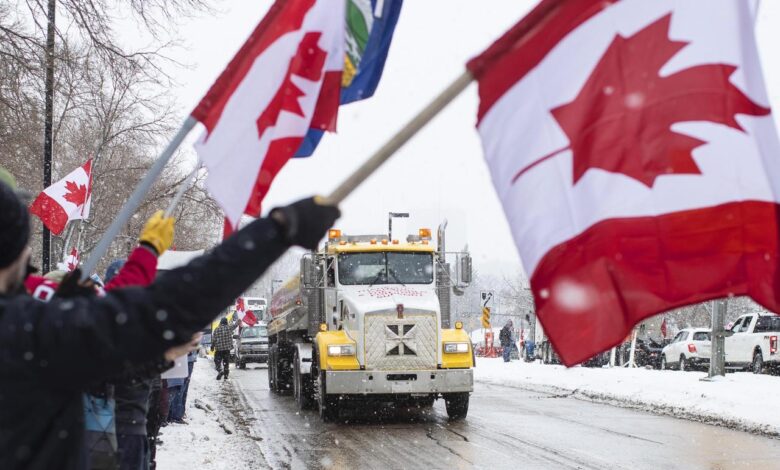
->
<box><xmin>156</xmin><ymin>359</ymin><xmax>266</xmax><ymax>469</ymax></box>
<box><xmin>475</xmin><ymin>357</ymin><xmax>780</xmax><ymax>436</ymax></box>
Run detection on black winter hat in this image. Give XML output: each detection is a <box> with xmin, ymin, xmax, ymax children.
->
<box><xmin>0</xmin><ymin>181</ymin><xmax>30</xmax><ymax>268</ymax></box>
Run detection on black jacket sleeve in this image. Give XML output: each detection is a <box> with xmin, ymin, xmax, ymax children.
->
<box><xmin>0</xmin><ymin>217</ymin><xmax>288</xmax><ymax>390</ymax></box>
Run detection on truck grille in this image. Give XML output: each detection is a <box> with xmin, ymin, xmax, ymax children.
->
<box><xmin>364</xmin><ymin>312</ymin><xmax>438</xmax><ymax>370</ymax></box>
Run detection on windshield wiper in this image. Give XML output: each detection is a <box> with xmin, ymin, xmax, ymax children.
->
<box><xmin>368</xmin><ymin>271</ymin><xmax>385</xmax><ymax>288</ymax></box>
<box><xmin>387</xmin><ymin>269</ymin><xmax>406</xmax><ymax>287</ymax></box>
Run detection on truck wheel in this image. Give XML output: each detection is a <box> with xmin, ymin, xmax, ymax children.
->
<box><xmin>752</xmin><ymin>350</ymin><xmax>764</xmax><ymax>374</ymax></box>
<box><xmin>268</xmin><ymin>345</ymin><xmax>279</xmax><ymax>393</ymax></box>
<box><xmin>444</xmin><ymin>393</ymin><xmax>469</xmax><ymax>420</ymax></box>
<box><xmin>317</xmin><ymin>371</ymin><xmax>339</xmax><ymax>422</ymax></box>
<box><xmin>293</xmin><ymin>350</ymin><xmax>313</xmax><ymax>410</ymax></box>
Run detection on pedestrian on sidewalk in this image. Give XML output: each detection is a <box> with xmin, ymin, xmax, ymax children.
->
<box><xmin>166</xmin><ymin>377</ymin><xmax>186</xmax><ymax>424</ymax></box>
<box><xmin>180</xmin><ymin>350</ymin><xmax>198</xmax><ymax>419</ymax></box>
<box><xmin>211</xmin><ymin>316</ymin><xmax>239</xmax><ymax>381</ymax></box>
<box><xmin>500</xmin><ymin>320</ymin><xmax>514</xmax><ymax>363</ymax></box>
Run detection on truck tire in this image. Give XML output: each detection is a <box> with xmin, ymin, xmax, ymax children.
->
<box><xmin>293</xmin><ymin>350</ymin><xmax>314</xmax><ymax>410</ymax></box>
<box><xmin>316</xmin><ymin>370</ymin><xmax>339</xmax><ymax>422</ymax></box>
<box><xmin>444</xmin><ymin>393</ymin><xmax>469</xmax><ymax>420</ymax></box>
<box><xmin>752</xmin><ymin>350</ymin><xmax>764</xmax><ymax>375</ymax></box>
<box><xmin>278</xmin><ymin>346</ymin><xmax>293</xmax><ymax>394</ymax></box>
<box><xmin>268</xmin><ymin>345</ymin><xmax>278</xmax><ymax>393</ymax></box>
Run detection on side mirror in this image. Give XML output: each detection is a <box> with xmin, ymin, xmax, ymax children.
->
<box><xmin>459</xmin><ymin>254</ymin><xmax>472</xmax><ymax>285</ymax></box>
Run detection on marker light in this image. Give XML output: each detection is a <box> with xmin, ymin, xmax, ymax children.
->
<box><xmin>419</xmin><ymin>228</ymin><xmax>432</xmax><ymax>239</ymax></box>
<box><xmin>328</xmin><ymin>229</ymin><xmax>342</xmax><ymax>239</ymax></box>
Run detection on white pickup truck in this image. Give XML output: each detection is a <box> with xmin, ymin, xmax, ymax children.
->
<box><xmin>725</xmin><ymin>312</ymin><xmax>780</xmax><ymax>373</ymax></box>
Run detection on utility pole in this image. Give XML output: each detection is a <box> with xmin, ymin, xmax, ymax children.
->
<box><xmin>42</xmin><ymin>0</ymin><xmax>56</xmax><ymax>272</ymax></box>
<box><xmin>704</xmin><ymin>299</ymin><xmax>729</xmax><ymax>380</ymax></box>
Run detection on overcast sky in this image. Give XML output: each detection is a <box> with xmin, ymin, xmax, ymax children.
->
<box><xmin>124</xmin><ymin>1</ymin><xmax>780</xmax><ymax>279</ymax></box>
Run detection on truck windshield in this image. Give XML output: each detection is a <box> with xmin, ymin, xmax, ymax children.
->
<box><xmin>241</xmin><ymin>326</ymin><xmax>268</xmax><ymax>338</ymax></box>
<box><xmin>338</xmin><ymin>252</ymin><xmax>434</xmax><ymax>285</ymax></box>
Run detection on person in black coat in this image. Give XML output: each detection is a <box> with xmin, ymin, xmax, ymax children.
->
<box><xmin>500</xmin><ymin>320</ymin><xmax>514</xmax><ymax>363</ymax></box>
<box><xmin>0</xmin><ymin>181</ymin><xmax>339</xmax><ymax>470</ymax></box>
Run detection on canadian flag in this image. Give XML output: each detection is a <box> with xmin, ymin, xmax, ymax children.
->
<box><xmin>468</xmin><ymin>0</ymin><xmax>780</xmax><ymax>365</ymax></box>
<box><xmin>29</xmin><ymin>159</ymin><xmax>93</xmax><ymax>235</ymax></box>
<box><xmin>193</xmin><ymin>0</ymin><xmax>345</xmax><ymax>229</ymax></box>
<box><xmin>57</xmin><ymin>247</ymin><xmax>80</xmax><ymax>272</ymax></box>
<box><xmin>235</xmin><ymin>297</ymin><xmax>258</xmax><ymax>327</ymax></box>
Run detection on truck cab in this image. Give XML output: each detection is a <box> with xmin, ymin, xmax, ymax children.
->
<box><xmin>267</xmin><ymin>225</ymin><xmax>474</xmax><ymax>421</ymax></box>
<box><xmin>725</xmin><ymin>312</ymin><xmax>780</xmax><ymax>373</ymax></box>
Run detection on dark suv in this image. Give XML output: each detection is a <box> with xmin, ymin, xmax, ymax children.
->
<box><xmin>235</xmin><ymin>323</ymin><xmax>269</xmax><ymax>369</ymax></box>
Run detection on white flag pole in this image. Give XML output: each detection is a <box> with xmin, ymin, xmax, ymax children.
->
<box><xmin>80</xmin><ymin>117</ymin><xmax>198</xmax><ymax>278</ymax></box>
<box><xmin>164</xmin><ymin>165</ymin><xmax>201</xmax><ymax>217</ymax></box>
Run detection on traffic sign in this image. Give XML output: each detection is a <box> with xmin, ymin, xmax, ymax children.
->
<box><xmin>481</xmin><ymin>306</ymin><xmax>491</xmax><ymax>328</ymax></box>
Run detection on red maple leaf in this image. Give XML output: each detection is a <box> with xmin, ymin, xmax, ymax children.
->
<box><xmin>63</xmin><ymin>180</ymin><xmax>88</xmax><ymax>207</ymax></box>
<box><xmin>513</xmin><ymin>14</ymin><xmax>770</xmax><ymax>187</ymax></box>
<box><xmin>256</xmin><ymin>32</ymin><xmax>327</xmax><ymax>140</ymax></box>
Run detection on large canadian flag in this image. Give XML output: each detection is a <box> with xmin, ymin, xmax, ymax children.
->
<box><xmin>468</xmin><ymin>0</ymin><xmax>780</xmax><ymax>365</ymax></box>
<box><xmin>193</xmin><ymin>0</ymin><xmax>345</xmax><ymax>229</ymax></box>
<box><xmin>29</xmin><ymin>159</ymin><xmax>93</xmax><ymax>235</ymax></box>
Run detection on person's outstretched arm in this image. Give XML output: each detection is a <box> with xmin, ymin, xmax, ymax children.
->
<box><xmin>0</xmin><ymin>198</ymin><xmax>339</xmax><ymax>389</ymax></box>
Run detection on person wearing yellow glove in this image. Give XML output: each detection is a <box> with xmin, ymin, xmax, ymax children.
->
<box><xmin>138</xmin><ymin>210</ymin><xmax>175</xmax><ymax>257</ymax></box>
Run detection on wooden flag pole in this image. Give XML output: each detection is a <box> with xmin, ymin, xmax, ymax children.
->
<box><xmin>325</xmin><ymin>70</ymin><xmax>473</xmax><ymax>204</ymax></box>
<box><xmin>80</xmin><ymin>117</ymin><xmax>198</xmax><ymax>278</ymax></box>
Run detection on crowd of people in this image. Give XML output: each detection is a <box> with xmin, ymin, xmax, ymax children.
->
<box><xmin>0</xmin><ymin>167</ymin><xmax>340</xmax><ymax>470</ymax></box>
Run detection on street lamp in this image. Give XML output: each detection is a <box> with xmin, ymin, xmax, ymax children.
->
<box><xmin>388</xmin><ymin>212</ymin><xmax>409</xmax><ymax>240</ymax></box>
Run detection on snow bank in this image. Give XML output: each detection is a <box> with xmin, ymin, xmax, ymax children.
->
<box><xmin>156</xmin><ymin>359</ymin><xmax>266</xmax><ymax>469</ymax></box>
<box><xmin>475</xmin><ymin>357</ymin><xmax>780</xmax><ymax>436</ymax></box>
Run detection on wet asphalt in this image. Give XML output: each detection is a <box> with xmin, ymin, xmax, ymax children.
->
<box><xmin>228</xmin><ymin>364</ymin><xmax>780</xmax><ymax>470</ymax></box>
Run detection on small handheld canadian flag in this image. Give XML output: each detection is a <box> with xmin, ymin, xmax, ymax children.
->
<box><xmin>57</xmin><ymin>247</ymin><xmax>80</xmax><ymax>272</ymax></box>
<box><xmin>235</xmin><ymin>297</ymin><xmax>258</xmax><ymax>327</ymax></box>
<box><xmin>29</xmin><ymin>159</ymin><xmax>93</xmax><ymax>235</ymax></box>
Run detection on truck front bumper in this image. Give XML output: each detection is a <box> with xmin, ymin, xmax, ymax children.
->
<box><xmin>325</xmin><ymin>369</ymin><xmax>473</xmax><ymax>395</ymax></box>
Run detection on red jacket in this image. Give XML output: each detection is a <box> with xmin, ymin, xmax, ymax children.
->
<box><xmin>25</xmin><ymin>246</ymin><xmax>158</xmax><ymax>298</ymax></box>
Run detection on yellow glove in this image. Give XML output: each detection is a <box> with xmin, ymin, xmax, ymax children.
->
<box><xmin>140</xmin><ymin>210</ymin><xmax>175</xmax><ymax>255</ymax></box>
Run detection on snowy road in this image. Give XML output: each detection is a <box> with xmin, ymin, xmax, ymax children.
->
<box><xmin>224</xmin><ymin>364</ymin><xmax>780</xmax><ymax>470</ymax></box>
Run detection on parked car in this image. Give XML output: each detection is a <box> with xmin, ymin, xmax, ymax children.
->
<box><xmin>235</xmin><ymin>322</ymin><xmax>270</xmax><ymax>369</ymax></box>
<box><xmin>660</xmin><ymin>328</ymin><xmax>711</xmax><ymax>371</ymax></box>
<box><xmin>725</xmin><ymin>313</ymin><xmax>780</xmax><ymax>374</ymax></box>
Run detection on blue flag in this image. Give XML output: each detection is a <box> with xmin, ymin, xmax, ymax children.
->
<box><xmin>295</xmin><ymin>0</ymin><xmax>403</xmax><ymax>158</ymax></box>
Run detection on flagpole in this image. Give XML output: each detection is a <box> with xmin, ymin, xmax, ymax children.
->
<box><xmin>165</xmin><ymin>165</ymin><xmax>201</xmax><ymax>217</ymax></box>
<box><xmin>325</xmin><ymin>70</ymin><xmax>473</xmax><ymax>204</ymax></box>
<box><xmin>80</xmin><ymin>117</ymin><xmax>198</xmax><ymax>278</ymax></box>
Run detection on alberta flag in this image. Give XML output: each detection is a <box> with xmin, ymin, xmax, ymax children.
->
<box><xmin>295</xmin><ymin>0</ymin><xmax>403</xmax><ymax>157</ymax></box>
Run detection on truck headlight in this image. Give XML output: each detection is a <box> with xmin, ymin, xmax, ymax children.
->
<box><xmin>327</xmin><ymin>344</ymin><xmax>356</xmax><ymax>356</ymax></box>
<box><xmin>444</xmin><ymin>342</ymin><xmax>469</xmax><ymax>354</ymax></box>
